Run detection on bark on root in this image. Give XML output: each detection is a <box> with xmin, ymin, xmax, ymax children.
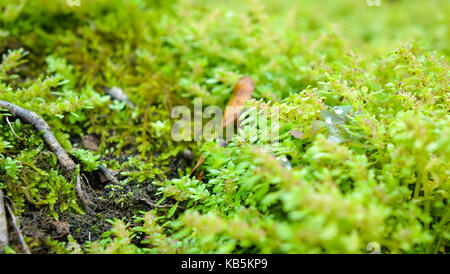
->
<box><xmin>0</xmin><ymin>190</ymin><xmax>30</xmax><ymax>253</ymax></box>
<box><xmin>0</xmin><ymin>100</ymin><xmax>76</xmax><ymax>172</ymax></box>
<box><xmin>0</xmin><ymin>190</ymin><xmax>8</xmax><ymax>251</ymax></box>
<box><xmin>98</xmin><ymin>165</ymin><xmax>120</xmax><ymax>185</ymax></box>
<box><xmin>0</xmin><ymin>101</ymin><xmax>99</xmax><ymax>208</ymax></box>
<box><xmin>5</xmin><ymin>203</ymin><xmax>30</xmax><ymax>254</ymax></box>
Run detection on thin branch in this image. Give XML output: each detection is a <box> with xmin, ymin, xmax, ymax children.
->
<box><xmin>5</xmin><ymin>116</ymin><xmax>23</xmax><ymax>141</ymax></box>
<box><xmin>5</xmin><ymin>203</ymin><xmax>30</xmax><ymax>254</ymax></box>
<box><xmin>138</xmin><ymin>197</ymin><xmax>183</xmax><ymax>209</ymax></box>
<box><xmin>98</xmin><ymin>164</ymin><xmax>120</xmax><ymax>185</ymax></box>
<box><xmin>81</xmin><ymin>173</ymin><xmax>99</xmax><ymax>199</ymax></box>
<box><xmin>0</xmin><ymin>101</ymin><xmax>91</xmax><ymax>210</ymax></box>
<box><xmin>104</xmin><ymin>87</ymin><xmax>135</xmax><ymax>108</ymax></box>
<box><xmin>76</xmin><ymin>174</ymin><xmax>93</xmax><ymax>209</ymax></box>
<box><xmin>0</xmin><ymin>101</ymin><xmax>76</xmax><ymax>172</ymax></box>
<box><xmin>0</xmin><ymin>190</ymin><xmax>8</xmax><ymax>249</ymax></box>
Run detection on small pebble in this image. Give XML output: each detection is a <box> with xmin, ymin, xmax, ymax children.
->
<box><xmin>183</xmin><ymin>149</ymin><xmax>193</xmax><ymax>160</ymax></box>
<box><xmin>81</xmin><ymin>135</ymin><xmax>99</xmax><ymax>151</ymax></box>
<box><xmin>82</xmin><ymin>135</ymin><xmax>99</xmax><ymax>151</ymax></box>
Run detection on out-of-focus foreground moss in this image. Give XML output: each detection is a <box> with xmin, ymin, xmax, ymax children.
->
<box><xmin>0</xmin><ymin>0</ymin><xmax>448</xmax><ymax>253</ymax></box>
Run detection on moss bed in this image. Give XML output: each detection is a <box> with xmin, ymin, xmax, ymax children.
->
<box><xmin>0</xmin><ymin>0</ymin><xmax>448</xmax><ymax>253</ymax></box>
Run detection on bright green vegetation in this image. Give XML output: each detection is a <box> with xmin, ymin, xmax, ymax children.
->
<box><xmin>0</xmin><ymin>0</ymin><xmax>449</xmax><ymax>253</ymax></box>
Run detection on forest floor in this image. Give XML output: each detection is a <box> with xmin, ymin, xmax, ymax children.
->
<box><xmin>0</xmin><ymin>0</ymin><xmax>449</xmax><ymax>254</ymax></box>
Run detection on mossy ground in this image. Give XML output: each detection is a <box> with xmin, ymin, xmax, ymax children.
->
<box><xmin>0</xmin><ymin>0</ymin><xmax>449</xmax><ymax>254</ymax></box>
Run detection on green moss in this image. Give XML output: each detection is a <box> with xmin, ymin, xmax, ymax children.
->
<box><xmin>0</xmin><ymin>0</ymin><xmax>449</xmax><ymax>253</ymax></box>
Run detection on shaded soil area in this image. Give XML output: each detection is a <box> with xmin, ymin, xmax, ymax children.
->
<box><xmin>4</xmin><ymin>150</ymin><xmax>190</xmax><ymax>253</ymax></box>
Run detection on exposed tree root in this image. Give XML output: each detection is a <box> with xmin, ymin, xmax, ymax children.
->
<box><xmin>0</xmin><ymin>190</ymin><xmax>8</xmax><ymax>250</ymax></box>
<box><xmin>0</xmin><ymin>101</ymin><xmax>125</xmax><ymax>213</ymax></box>
<box><xmin>0</xmin><ymin>100</ymin><xmax>76</xmax><ymax>172</ymax></box>
<box><xmin>98</xmin><ymin>165</ymin><xmax>120</xmax><ymax>185</ymax></box>
<box><xmin>5</xmin><ymin>203</ymin><xmax>30</xmax><ymax>254</ymax></box>
<box><xmin>76</xmin><ymin>174</ymin><xmax>93</xmax><ymax>210</ymax></box>
<box><xmin>104</xmin><ymin>87</ymin><xmax>135</xmax><ymax>108</ymax></box>
<box><xmin>0</xmin><ymin>101</ymin><xmax>101</xmax><ymax>208</ymax></box>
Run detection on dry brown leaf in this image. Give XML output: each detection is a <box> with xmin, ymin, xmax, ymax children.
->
<box><xmin>189</xmin><ymin>155</ymin><xmax>205</xmax><ymax>179</ymax></box>
<box><xmin>222</xmin><ymin>76</ymin><xmax>255</xmax><ymax>128</ymax></box>
<box><xmin>187</xmin><ymin>77</ymin><xmax>254</xmax><ymax>181</ymax></box>
<box><xmin>195</xmin><ymin>171</ymin><xmax>204</xmax><ymax>181</ymax></box>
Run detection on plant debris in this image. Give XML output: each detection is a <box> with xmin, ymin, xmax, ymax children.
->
<box><xmin>222</xmin><ymin>76</ymin><xmax>255</xmax><ymax>128</ymax></box>
<box><xmin>0</xmin><ymin>190</ymin><xmax>8</xmax><ymax>250</ymax></box>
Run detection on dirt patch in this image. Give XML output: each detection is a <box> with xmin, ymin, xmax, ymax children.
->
<box><xmin>16</xmin><ymin>181</ymin><xmax>160</xmax><ymax>253</ymax></box>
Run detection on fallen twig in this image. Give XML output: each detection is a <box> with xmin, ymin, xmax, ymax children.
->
<box><xmin>104</xmin><ymin>87</ymin><xmax>135</xmax><ymax>108</ymax></box>
<box><xmin>0</xmin><ymin>101</ymin><xmax>93</xmax><ymax>209</ymax></box>
<box><xmin>5</xmin><ymin>203</ymin><xmax>30</xmax><ymax>254</ymax></box>
<box><xmin>0</xmin><ymin>101</ymin><xmax>76</xmax><ymax>172</ymax></box>
<box><xmin>0</xmin><ymin>190</ymin><xmax>8</xmax><ymax>250</ymax></box>
<box><xmin>76</xmin><ymin>174</ymin><xmax>93</xmax><ymax>209</ymax></box>
<box><xmin>98</xmin><ymin>164</ymin><xmax>120</xmax><ymax>185</ymax></box>
<box><xmin>5</xmin><ymin>116</ymin><xmax>23</xmax><ymax>141</ymax></box>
